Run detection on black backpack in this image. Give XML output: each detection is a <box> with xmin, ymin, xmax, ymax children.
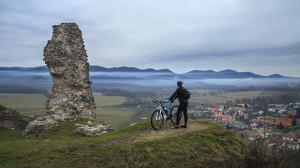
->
<box><xmin>183</xmin><ymin>88</ymin><xmax>190</xmax><ymax>100</ymax></box>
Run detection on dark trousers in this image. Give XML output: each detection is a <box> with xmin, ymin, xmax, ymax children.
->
<box><xmin>176</xmin><ymin>102</ymin><xmax>188</xmax><ymax>125</ymax></box>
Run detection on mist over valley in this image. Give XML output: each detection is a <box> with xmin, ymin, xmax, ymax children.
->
<box><xmin>1</xmin><ymin>66</ymin><xmax>299</xmax><ymax>93</ymax></box>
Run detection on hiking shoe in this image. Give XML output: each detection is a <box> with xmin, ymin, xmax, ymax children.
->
<box><xmin>172</xmin><ymin>125</ymin><xmax>179</xmax><ymax>129</ymax></box>
<box><xmin>180</xmin><ymin>125</ymin><xmax>187</xmax><ymax>128</ymax></box>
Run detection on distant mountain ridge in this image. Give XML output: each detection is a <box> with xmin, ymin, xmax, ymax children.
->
<box><xmin>89</xmin><ymin>65</ymin><xmax>173</xmax><ymax>73</ymax></box>
<box><xmin>0</xmin><ymin>65</ymin><xmax>299</xmax><ymax>90</ymax></box>
<box><xmin>0</xmin><ymin>65</ymin><xmax>289</xmax><ymax>78</ymax></box>
<box><xmin>0</xmin><ymin>66</ymin><xmax>49</xmax><ymax>72</ymax></box>
<box><xmin>184</xmin><ymin>69</ymin><xmax>287</xmax><ymax>78</ymax></box>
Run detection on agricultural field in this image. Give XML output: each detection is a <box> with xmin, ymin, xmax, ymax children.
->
<box><xmin>190</xmin><ymin>95</ymin><xmax>230</xmax><ymax>104</ymax></box>
<box><xmin>95</xmin><ymin>107</ymin><xmax>137</xmax><ymax>128</ymax></box>
<box><xmin>93</xmin><ymin>92</ymin><xmax>132</xmax><ymax>128</ymax></box>
<box><xmin>224</xmin><ymin>91</ymin><xmax>263</xmax><ymax>99</ymax></box>
<box><xmin>0</xmin><ymin>93</ymin><xmax>48</xmax><ymax>116</ymax></box>
<box><xmin>1</xmin><ymin>90</ymin><xmax>297</xmax><ymax>128</ymax></box>
<box><xmin>188</xmin><ymin>90</ymin><xmax>291</xmax><ymax>105</ymax></box>
<box><xmin>0</xmin><ymin>92</ymin><xmax>130</xmax><ymax>128</ymax></box>
<box><xmin>189</xmin><ymin>91</ymin><xmax>262</xmax><ymax>105</ymax></box>
<box><xmin>93</xmin><ymin>92</ymin><xmax>127</xmax><ymax>107</ymax></box>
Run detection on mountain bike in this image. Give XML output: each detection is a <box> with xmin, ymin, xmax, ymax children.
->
<box><xmin>151</xmin><ymin>100</ymin><xmax>180</xmax><ymax>130</ymax></box>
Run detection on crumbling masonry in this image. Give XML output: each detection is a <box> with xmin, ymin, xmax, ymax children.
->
<box><xmin>43</xmin><ymin>23</ymin><xmax>96</xmax><ymax>120</ymax></box>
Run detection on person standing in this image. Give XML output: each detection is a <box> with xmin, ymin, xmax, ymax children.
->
<box><xmin>165</xmin><ymin>81</ymin><xmax>188</xmax><ymax>129</ymax></box>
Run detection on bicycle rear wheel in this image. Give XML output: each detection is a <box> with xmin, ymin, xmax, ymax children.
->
<box><xmin>151</xmin><ymin>109</ymin><xmax>164</xmax><ymax>130</ymax></box>
<box><xmin>170</xmin><ymin>105</ymin><xmax>179</xmax><ymax>124</ymax></box>
<box><xmin>170</xmin><ymin>105</ymin><xmax>185</xmax><ymax>125</ymax></box>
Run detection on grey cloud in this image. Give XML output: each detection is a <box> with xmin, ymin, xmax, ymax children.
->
<box><xmin>0</xmin><ymin>0</ymin><xmax>300</xmax><ymax>76</ymax></box>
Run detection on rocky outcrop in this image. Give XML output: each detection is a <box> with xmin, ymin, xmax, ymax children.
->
<box><xmin>23</xmin><ymin>116</ymin><xmax>58</xmax><ymax>137</ymax></box>
<box><xmin>74</xmin><ymin>121</ymin><xmax>111</xmax><ymax>136</ymax></box>
<box><xmin>43</xmin><ymin>23</ymin><xmax>96</xmax><ymax>120</ymax></box>
<box><xmin>0</xmin><ymin>105</ymin><xmax>34</xmax><ymax>130</ymax></box>
<box><xmin>23</xmin><ymin>23</ymin><xmax>101</xmax><ymax>137</ymax></box>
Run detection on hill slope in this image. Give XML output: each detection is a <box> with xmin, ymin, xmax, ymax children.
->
<box><xmin>0</xmin><ymin>120</ymin><xmax>249</xmax><ymax>168</ymax></box>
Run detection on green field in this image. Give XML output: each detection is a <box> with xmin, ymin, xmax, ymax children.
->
<box><xmin>93</xmin><ymin>92</ymin><xmax>131</xmax><ymax>128</ymax></box>
<box><xmin>93</xmin><ymin>92</ymin><xmax>127</xmax><ymax>107</ymax></box>
<box><xmin>0</xmin><ymin>90</ymin><xmax>290</xmax><ymax>127</ymax></box>
<box><xmin>0</xmin><ymin>93</ymin><xmax>130</xmax><ymax>128</ymax></box>
<box><xmin>190</xmin><ymin>95</ymin><xmax>230</xmax><ymax>104</ymax></box>
<box><xmin>0</xmin><ymin>93</ymin><xmax>48</xmax><ymax>116</ymax></box>
<box><xmin>95</xmin><ymin>107</ymin><xmax>136</xmax><ymax>128</ymax></box>
<box><xmin>224</xmin><ymin>91</ymin><xmax>263</xmax><ymax>99</ymax></box>
<box><xmin>190</xmin><ymin>91</ymin><xmax>266</xmax><ymax>104</ymax></box>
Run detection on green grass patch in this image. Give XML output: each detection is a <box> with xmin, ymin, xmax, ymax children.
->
<box><xmin>0</xmin><ymin>93</ymin><xmax>47</xmax><ymax>116</ymax></box>
<box><xmin>93</xmin><ymin>92</ymin><xmax>127</xmax><ymax>107</ymax></box>
<box><xmin>0</xmin><ymin>120</ymin><xmax>249</xmax><ymax>168</ymax></box>
<box><xmin>0</xmin><ymin>93</ymin><xmax>131</xmax><ymax>129</ymax></box>
<box><xmin>190</xmin><ymin>95</ymin><xmax>231</xmax><ymax>104</ymax></box>
<box><xmin>95</xmin><ymin>107</ymin><xmax>136</xmax><ymax>128</ymax></box>
<box><xmin>190</xmin><ymin>91</ymin><xmax>266</xmax><ymax>104</ymax></box>
<box><xmin>224</xmin><ymin>91</ymin><xmax>263</xmax><ymax>99</ymax></box>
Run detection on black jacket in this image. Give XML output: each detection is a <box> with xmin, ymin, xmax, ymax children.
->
<box><xmin>169</xmin><ymin>87</ymin><xmax>188</xmax><ymax>104</ymax></box>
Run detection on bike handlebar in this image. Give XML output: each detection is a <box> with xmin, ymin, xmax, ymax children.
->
<box><xmin>152</xmin><ymin>100</ymin><xmax>174</xmax><ymax>104</ymax></box>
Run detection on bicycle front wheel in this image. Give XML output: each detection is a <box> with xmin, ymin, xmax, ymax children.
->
<box><xmin>151</xmin><ymin>109</ymin><xmax>164</xmax><ymax>130</ymax></box>
<box><xmin>170</xmin><ymin>105</ymin><xmax>179</xmax><ymax>124</ymax></box>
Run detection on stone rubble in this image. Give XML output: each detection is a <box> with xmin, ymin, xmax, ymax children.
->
<box><xmin>75</xmin><ymin>121</ymin><xmax>111</xmax><ymax>136</ymax></box>
<box><xmin>23</xmin><ymin>116</ymin><xmax>58</xmax><ymax>137</ymax></box>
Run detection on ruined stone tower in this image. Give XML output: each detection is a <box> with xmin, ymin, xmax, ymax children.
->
<box><xmin>43</xmin><ymin>23</ymin><xmax>96</xmax><ymax>120</ymax></box>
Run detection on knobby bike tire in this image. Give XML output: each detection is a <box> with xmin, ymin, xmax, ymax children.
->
<box><xmin>151</xmin><ymin>109</ymin><xmax>164</xmax><ymax>130</ymax></box>
<box><xmin>170</xmin><ymin>105</ymin><xmax>185</xmax><ymax>125</ymax></box>
<box><xmin>170</xmin><ymin>105</ymin><xmax>179</xmax><ymax>124</ymax></box>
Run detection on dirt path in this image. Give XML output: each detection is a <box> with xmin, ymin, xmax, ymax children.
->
<box><xmin>96</xmin><ymin>121</ymin><xmax>207</xmax><ymax>147</ymax></box>
<box><xmin>134</xmin><ymin>122</ymin><xmax>207</xmax><ymax>142</ymax></box>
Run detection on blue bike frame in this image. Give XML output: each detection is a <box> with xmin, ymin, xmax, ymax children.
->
<box><xmin>155</xmin><ymin>100</ymin><xmax>174</xmax><ymax>118</ymax></box>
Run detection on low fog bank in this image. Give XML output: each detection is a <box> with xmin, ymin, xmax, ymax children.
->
<box><xmin>90</xmin><ymin>72</ymin><xmax>300</xmax><ymax>88</ymax></box>
<box><xmin>1</xmin><ymin>71</ymin><xmax>300</xmax><ymax>91</ymax></box>
<box><xmin>92</xmin><ymin>77</ymin><xmax>300</xmax><ymax>88</ymax></box>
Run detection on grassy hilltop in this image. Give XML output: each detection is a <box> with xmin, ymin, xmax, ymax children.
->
<box><xmin>0</xmin><ymin>120</ymin><xmax>249</xmax><ymax>168</ymax></box>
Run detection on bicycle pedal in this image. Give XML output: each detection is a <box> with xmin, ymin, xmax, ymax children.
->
<box><xmin>171</xmin><ymin>125</ymin><xmax>179</xmax><ymax>129</ymax></box>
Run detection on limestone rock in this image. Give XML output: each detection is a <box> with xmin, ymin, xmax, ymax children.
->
<box><xmin>23</xmin><ymin>116</ymin><xmax>58</xmax><ymax>137</ymax></box>
<box><xmin>23</xmin><ymin>23</ymin><xmax>97</xmax><ymax>137</ymax></box>
<box><xmin>43</xmin><ymin>23</ymin><xmax>96</xmax><ymax>120</ymax></box>
<box><xmin>74</xmin><ymin>121</ymin><xmax>111</xmax><ymax>136</ymax></box>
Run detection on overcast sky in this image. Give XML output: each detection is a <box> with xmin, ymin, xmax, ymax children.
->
<box><xmin>0</xmin><ymin>0</ymin><xmax>300</xmax><ymax>76</ymax></box>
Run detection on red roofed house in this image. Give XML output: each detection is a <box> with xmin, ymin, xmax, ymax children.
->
<box><xmin>257</xmin><ymin>127</ymin><xmax>273</xmax><ymax>137</ymax></box>
<box><xmin>283</xmin><ymin>131</ymin><xmax>299</xmax><ymax>142</ymax></box>
<box><xmin>250</xmin><ymin>117</ymin><xmax>271</xmax><ymax>126</ymax></box>
<box><xmin>221</xmin><ymin>115</ymin><xmax>234</xmax><ymax>123</ymax></box>
<box><xmin>195</xmin><ymin>105</ymin><xmax>205</xmax><ymax>110</ymax></box>
<box><xmin>282</xmin><ymin>141</ymin><xmax>300</xmax><ymax>150</ymax></box>
<box><xmin>211</xmin><ymin>106</ymin><xmax>224</xmax><ymax>117</ymax></box>
<box><xmin>281</xmin><ymin>131</ymin><xmax>300</xmax><ymax>150</ymax></box>
<box><xmin>268</xmin><ymin>104</ymin><xmax>277</xmax><ymax>108</ymax></box>
<box><xmin>271</xmin><ymin>118</ymin><xmax>300</xmax><ymax>127</ymax></box>
<box><xmin>269</xmin><ymin>121</ymin><xmax>275</xmax><ymax>126</ymax></box>
<box><xmin>241</xmin><ymin>130</ymin><xmax>260</xmax><ymax>141</ymax></box>
<box><xmin>287</xmin><ymin>110</ymin><xmax>297</xmax><ymax>117</ymax></box>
